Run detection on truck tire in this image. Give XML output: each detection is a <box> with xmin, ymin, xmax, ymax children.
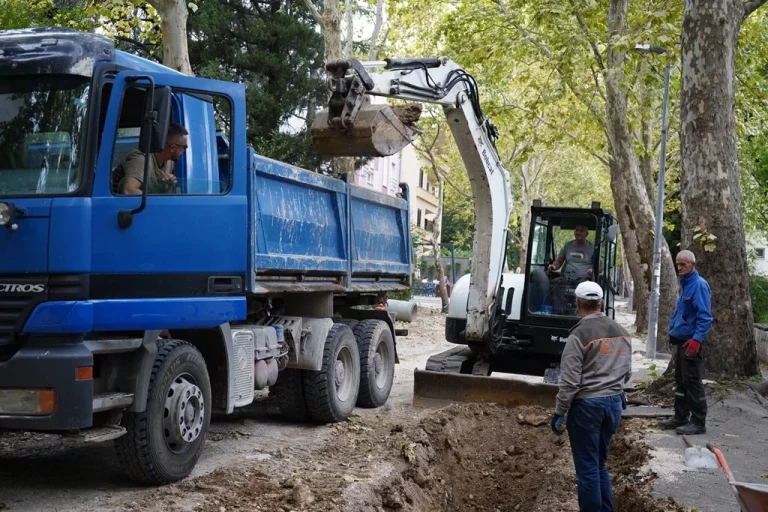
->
<box><xmin>353</xmin><ymin>320</ymin><xmax>395</xmax><ymax>408</ymax></box>
<box><xmin>115</xmin><ymin>339</ymin><xmax>211</xmax><ymax>485</ymax></box>
<box><xmin>272</xmin><ymin>368</ymin><xmax>309</xmax><ymax>422</ymax></box>
<box><xmin>336</xmin><ymin>318</ymin><xmax>359</xmax><ymax>331</ymax></box>
<box><xmin>303</xmin><ymin>323</ymin><xmax>360</xmax><ymax>423</ymax></box>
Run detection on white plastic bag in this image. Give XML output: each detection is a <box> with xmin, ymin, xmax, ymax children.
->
<box><xmin>684</xmin><ymin>447</ymin><xmax>719</xmax><ymax>469</ymax></box>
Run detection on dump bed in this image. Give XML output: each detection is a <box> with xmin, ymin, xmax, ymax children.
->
<box><xmin>250</xmin><ymin>155</ymin><xmax>412</xmax><ymax>294</ymax></box>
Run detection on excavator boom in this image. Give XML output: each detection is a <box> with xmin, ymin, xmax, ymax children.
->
<box><xmin>311</xmin><ymin>56</ymin><xmax>513</xmax><ymax>346</ymax></box>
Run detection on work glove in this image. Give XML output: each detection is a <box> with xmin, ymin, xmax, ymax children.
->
<box><xmin>683</xmin><ymin>339</ymin><xmax>701</xmax><ymax>357</ymax></box>
<box><xmin>551</xmin><ymin>413</ymin><xmax>565</xmax><ymax>435</ymax></box>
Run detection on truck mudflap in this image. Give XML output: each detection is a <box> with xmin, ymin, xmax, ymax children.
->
<box><xmin>0</xmin><ymin>338</ymin><xmax>93</xmax><ymax>430</ymax></box>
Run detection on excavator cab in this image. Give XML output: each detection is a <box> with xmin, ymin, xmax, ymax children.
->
<box><xmin>507</xmin><ymin>202</ymin><xmax>620</xmax><ymax>373</ymax></box>
<box><xmin>523</xmin><ymin>201</ymin><xmax>618</xmax><ymax>321</ymax></box>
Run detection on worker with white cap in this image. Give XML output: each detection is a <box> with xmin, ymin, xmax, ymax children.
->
<box><xmin>551</xmin><ymin>280</ymin><xmax>632</xmax><ymax>512</ymax></box>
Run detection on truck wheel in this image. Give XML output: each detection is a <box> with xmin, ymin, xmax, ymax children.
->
<box><xmin>272</xmin><ymin>368</ymin><xmax>309</xmax><ymax>422</ymax></box>
<box><xmin>303</xmin><ymin>324</ymin><xmax>360</xmax><ymax>423</ymax></box>
<box><xmin>354</xmin><ymin>320</ymin><xmax>395</xmax><ymax>408</ymax></box>
<box><xmin>337</xmin><ymin>318</ymin><xmax>359</xmax><ymax>331</ymax></box>
<box><xmin>115</xmin><ymin>340</ymin><xmax>211</xmax><ymax>485</ymax></box>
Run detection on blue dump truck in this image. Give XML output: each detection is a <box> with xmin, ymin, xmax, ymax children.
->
<box><xmin>0</xmin><ymin>28</ymin><xmax>412</xmax><ymax>484</ymax></box>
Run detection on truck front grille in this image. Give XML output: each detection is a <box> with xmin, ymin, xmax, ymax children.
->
<box><xmin>0</xmin><ymin>274</ymin><xmax>88</xmax><ymax>347</ymax></box>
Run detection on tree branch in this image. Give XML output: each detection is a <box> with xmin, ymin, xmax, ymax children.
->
<box><xmin>115</xmin><ymin>36</ymin><xmax>157</xmax><ymax>56</ymax></box>
<box><xmin>500</xmin><ymin>102</ymin><xmax>610</xmax><ymax>167</ymax></box>
<box><xmin>493</xmin><ymin>0</ymin><xmax>605</xmax><ymax>124</ymax></box>
<box><xmin>568</xmin><ymin>0</ymin><xmax>605</xmax><ymax>70</ymax></box>
<box><xmin>302</xmin><ymin>0</ymin><xmax>323</xmax><ymax>25</ymax></box>
<box><xmin>437</xmin><ymin>168</ymin><xmax>473</xmax><ymax>200</ymax></box>
<box><xmin>744</xmin><ymin>0</ymin><xmax>768</xmax><ymax>19</ymax></box>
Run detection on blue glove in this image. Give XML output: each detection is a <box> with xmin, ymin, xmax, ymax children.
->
<box><xmin>551</xmin><ymin>413</ymin><xmax>565</xmax><ymax>435</ymax></box>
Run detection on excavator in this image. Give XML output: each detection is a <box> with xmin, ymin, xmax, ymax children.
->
<box><xmin>311</xmin><ymin>57</ymin><xmax>619</xmax><ymax>408</ymax></box>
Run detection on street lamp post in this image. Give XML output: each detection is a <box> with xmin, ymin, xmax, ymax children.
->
<box><xmin>634</xmin><ymin>43</ymin><xmax>671</xmax><ymax>360</ymax></box>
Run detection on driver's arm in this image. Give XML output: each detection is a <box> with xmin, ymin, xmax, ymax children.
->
<box><xmin>119</xmin><ymin>151</ymin><xmax>147</xmax><ymax>195</ymax></box>
<box><xmin>550</xmin><ymin>245</ymin><xmax>567</xmax><ymax>271</ymax></box>
<box><xmin>121</xmin><ymin>176</ymin><xmax>143</xmax><ymax>195</ymax></box>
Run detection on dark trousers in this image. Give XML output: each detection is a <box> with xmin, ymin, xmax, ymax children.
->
<box><xmin>567</xmin><ymin>395</ymin><xmax>624</xmax><ymax>512</ymax></box>
<box><xmin>671</xmin><ymin>337</ymin><xmax>707</xmax><ymax>426</ymax></box>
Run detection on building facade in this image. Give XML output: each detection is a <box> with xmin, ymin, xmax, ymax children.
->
<box><xmin>748</xmin><ymin>231</ymin><xmax>768</xmax><ymax>275</ymax></box>
<box><xmin>351</xmin><ymin>96</ymin><xmax>440</xmax><ymax>231</ymax></box>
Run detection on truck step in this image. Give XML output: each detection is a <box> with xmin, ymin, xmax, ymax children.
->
<box><xmin>93</xmin><ymin>392</ymin><xmax>134</xmax><ymax>413</ymax></box>
<box><xmin>63</xmin><ymin>426</ymin><xmax>127</xmax><ymax>444</ymax></box>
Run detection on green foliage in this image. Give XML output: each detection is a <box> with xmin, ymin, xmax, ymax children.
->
<box><xmin>187</xmin><ymin>0</ymin><xmax>329</xmax><ymax>170</ymax></box>
<box><xmin>0</xmin><ymin>0</ymin><xmax>162</xmax><ymax>56</ymax></box>
<box><xmin>0</xmin><ymin>0</ymin><xmax>96</xmax><ymax>31</ymax></box>
<box><xmin>737</xmin><ymin>11</ymin><xmax>768</xmax><ymax>240</ymax></box>
<box><xmin>388</xmin><ymin>288</ymin><xmax>413</xmax><ymax>301</ymax></box>
<box><xmin>750</xmin><ymin>274</ymin><xmax>768</xmax><ymax>324</ymax></box>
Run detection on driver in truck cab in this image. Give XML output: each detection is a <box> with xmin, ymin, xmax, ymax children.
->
<box><xmin>112</xmin><ymin>122</ymin><xmax>188</xmax><ymax>195</ymax></box>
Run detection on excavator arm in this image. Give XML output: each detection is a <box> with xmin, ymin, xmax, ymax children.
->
<box><xmin>311</xmin><ymin>57</ymin><xmax>513</xmax><ymax>345</ymax></box>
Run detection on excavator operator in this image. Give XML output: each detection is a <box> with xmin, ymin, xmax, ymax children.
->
<box><xmin>548</xmin><ymin>224</ymin><xmax>595</xmax><ymax>313</ymax></box>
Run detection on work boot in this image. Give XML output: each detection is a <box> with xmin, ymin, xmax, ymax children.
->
<box><xmin>658</xmin><ymin>417</ymin><xmax>687</xmax><ymax>430</ymax></box>
<box><xmin>675</xmin><ymin>423</ymin><xmax>706</xmax><ymax>435</ymax></box>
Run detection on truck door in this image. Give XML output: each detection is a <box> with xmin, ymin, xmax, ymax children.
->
<box><xmin>90</xmin><ymin>71</ymin><xmax>248</xmax><ymax>304</ymax></box>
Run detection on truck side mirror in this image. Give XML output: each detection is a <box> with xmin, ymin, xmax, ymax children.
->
<box><xmin>607</xmin><ymin>224</ymin><xmax>618</xmax><ymax>242</ymax></box>
<box><xmin>149</xmin><ymin>86</ymin><xmax>172</xmax><ymax>153</ymax></box>
<box><xmin>119</xmin><ymin>78</ymin><xmax>171</xmax><ymax>229</ymax></box>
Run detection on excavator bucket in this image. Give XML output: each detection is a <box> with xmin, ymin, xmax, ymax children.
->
<box><xmin>311</xmin><ymin>103</ymin><xmax>421</xmax><ymax>158</ymax></box>
<box><xmin>411</xmin><ymin>347</ymin><xmax>560</xmax><ymax>409</ymax></box>
<box><xmin>412</xmin><ymin>369</ymin><xmax>559</xmax><ymax>409</ymax></box>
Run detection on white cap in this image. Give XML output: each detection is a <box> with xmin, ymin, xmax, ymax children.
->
<box><xmin>575</xmin><ymin>281</ymin><xmax>604</xmax><ymax>300</ymax></box>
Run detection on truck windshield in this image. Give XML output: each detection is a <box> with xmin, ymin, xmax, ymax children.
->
<box><xmin>0</xmin><ymin>75</ymin><xmax>89</xmax><ymax>196</ymax></box>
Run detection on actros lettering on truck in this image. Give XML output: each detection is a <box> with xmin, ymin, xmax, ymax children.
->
<box><xmin>0</xmin><ymin>284</ymin><xmax>45</xmax><ymax>293</ymax></box>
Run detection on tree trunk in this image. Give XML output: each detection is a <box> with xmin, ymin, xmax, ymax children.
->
<box><xmin>432</xmin><ymin>176</ymin><xmax>449</xmax><ymax>312</ymax></box>
<box><xmin>639</xmin><ymin>116</ymin><xmax>656</xmax><ymax>205</ymax></box>
<box><xmin>518</xmin><ymin>155</ymin><xmax>545</xmax><ymax>274</ymax></box>
<box><xmin>368</xmin><ymin>0</ymin><xmax>385</xmax><ymax>60</ymax></box>
<box><xmin>304</xmin><ymin>0</ymin><xmax>354</xmax><ymax>175</ymax></box>
<box><xmin>678</xmin><ymin>0</ymin><xmax>760</xmax><ymax>377</ymax></box>
<box><xmin>605</xmin><ymin>0</ymin><xmax>677</xmax><ymax>352</ymax></box>
<box><xmin>148</xmin><ymin>0</ymin><xmax>193</xmax><ymax>75</ymax></box>
<box><xmin>343</xmin><ymin>0</ymin><xmax>353</xmax><ymax>58</ymax></box>
<box><xmin>320</xmin><ymin>0</ymin><xmax>342</xmax><ymax>60</ymax></box>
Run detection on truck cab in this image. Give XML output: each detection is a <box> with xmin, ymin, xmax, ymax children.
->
<box><xmin>0</xmin><ymin>28</ymin><xmax>411</xmax><ymax>485</ymax></box>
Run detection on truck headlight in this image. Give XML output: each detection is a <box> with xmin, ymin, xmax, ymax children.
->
<box><xmin>0</xmin><ymin>202</ymin><xmax>10</xmax><ymax>226</ymax></box>
<box><xmin>0</xmin><ymin>388</ymin><xmax>56</xmax><ymax>415</ymax></box>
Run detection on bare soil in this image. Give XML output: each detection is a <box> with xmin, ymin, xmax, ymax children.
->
<box><xmin>0</xmin><ymin>307</ymin><xmax>685</xmax><ymax>512</ymax></box>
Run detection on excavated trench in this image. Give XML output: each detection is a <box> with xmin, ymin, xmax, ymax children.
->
<box><xmin>148</xmin><ymin>403</ymin><xmax>685</xmax><ymax>512</ymax></box>
<box><xmin>362</xmin><ymin>403</ymin><xmax>685</xmax><ymax>512</ymax></box>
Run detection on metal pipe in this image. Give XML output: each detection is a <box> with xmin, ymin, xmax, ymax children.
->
<box><xmin>645</xmin><ymin>61</ymin><xmax>672</xmax><ymax>361</ymax></box>
<box><xmin>449</xmin><ymin>243</ymin><xmax>456</xmax><ymax>284</ymax></box>
<box><xmin>360</xmin><ymin>60</ymin><xmax>388</xmax><ymax>69</ymax></box>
